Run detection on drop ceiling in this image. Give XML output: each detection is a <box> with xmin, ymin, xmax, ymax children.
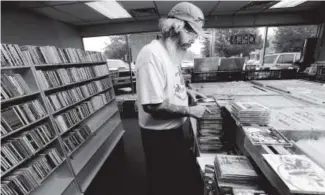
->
<box><xmin>2</xmin><ymin>1</ymin><xmax>323</xmax><ymax>26</ymax></box>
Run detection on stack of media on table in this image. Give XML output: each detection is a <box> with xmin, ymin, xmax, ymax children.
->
<box><xmin>241</xmin><ymin>126</ymin><xmax>292</xmax><ymax>147</ymax></box>
<box><xmin>268</xmin><ymin>107</ymin><xmax>325</xmax><ymax>140</ymax></box>
<box><xmin>191</xmin><ymin>81</ymin><xmax>325</xmax><ymax>194</ymax></box>
<box><xmin>251</xmin><ymin>79</ymin><xmax>325</xmax><ymax>106</ymax></box>
<box><xmin>197</xmin><ymin>101</ymin><xmax>226</xmax><ymax>153</ymax></box>
<box><xmin>230</xmin><ymin>101</ymin><xmax>271</xmax><ymax>126</ymax></box>
<box><xmin>295</xmin><ymin>137</ymin><xmax>325</xmax><ymax>170</ymax></box>
<box><xmin>1</xmin><ymin>43</ymin><xmax>105</xmax><ymax>66</ymax></box>
<box><xmin>214</xmin><ymin>154</ymin><xmax>266</xmax><ymax>195</ymax></box>
<box><xmin>262</xmin><ymin>154</ymin><xmax>325</xmax><ymax>195</ymax></box>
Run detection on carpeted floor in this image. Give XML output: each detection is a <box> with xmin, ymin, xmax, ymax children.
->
<box><xmin>85</xmin><ymin>117</ymin><xmax>203</xmax><ymax>195</ymax></box>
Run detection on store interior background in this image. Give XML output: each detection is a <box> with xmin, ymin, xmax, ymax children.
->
<box><xmin>2</xmin><ymin>1</ymin><xmax>325</xmax><ymax>195</ymax></box>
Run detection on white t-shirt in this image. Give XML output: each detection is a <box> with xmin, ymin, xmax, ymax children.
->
<box><xmin>136</xmin><ymin>40</ymin><xmax>188</xmax><ymax>130</ymax></box>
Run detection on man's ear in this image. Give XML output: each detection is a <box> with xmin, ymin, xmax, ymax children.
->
<box><xmin>174</xmin><ymin>21</ymin><xmax>184</xmax><ymax>33</ymax></box>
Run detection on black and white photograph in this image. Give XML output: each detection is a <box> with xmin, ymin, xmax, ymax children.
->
<box><xmin>1</xmin><ymin>1</ymin><xmax>325</xmax><ymax>195</ymax></box>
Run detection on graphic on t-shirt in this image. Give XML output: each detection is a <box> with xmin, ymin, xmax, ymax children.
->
<box><xmin>174</xmin><ymin>68</ymin><xmax>187</xmax><ymax>101</ymax></box>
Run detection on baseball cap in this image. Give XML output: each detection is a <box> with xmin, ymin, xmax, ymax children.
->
<box><xmin>168</xmin><ymin>2</ymin><xmax>207</xmax><ymax>37</ymax></box>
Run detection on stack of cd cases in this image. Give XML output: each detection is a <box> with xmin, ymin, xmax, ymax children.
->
<box><xmin>197</xmin><ymin>103</ymin><xmax>226</xmax><ymax>153</ymax></box>
<box><xmin>1</xmin><ymin>147</ymin><xmax>64</xmax><ymax>195</ymax></box>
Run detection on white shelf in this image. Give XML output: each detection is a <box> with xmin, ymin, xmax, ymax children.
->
<box><xmin>29</xmin><ymin>162</ymin><xmax>74</xmax><ymax>195</ymax></box>
<box><xmin>1</xmin><ymin>91</ymin><xmax>40</xmax><ymax>105</ymax></box>
<box><xmin>70</xmin><ymin>113</ymin><xmax>122</xmax><ymax>174</ymax></box>
<box><xmin>79</xmin><ymin>129</ymin><xmax>125</xmax><ymax>192</ymax></box>
<box><xmin>1</xmin><ymin>57</ymin><xmax>121</xmax><ymax>195</ymax></box>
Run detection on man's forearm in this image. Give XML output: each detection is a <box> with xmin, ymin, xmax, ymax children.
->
<box><xmin>143</xmin><ymin>100</ymin><xmax>190</xmax><ymax>119</ymax></box>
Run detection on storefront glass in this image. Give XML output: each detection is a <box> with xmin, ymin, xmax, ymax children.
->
<box><xmin>263</xmin><ymin>25</ymin><xmax>318</xmax><ymax>68</ymax></box>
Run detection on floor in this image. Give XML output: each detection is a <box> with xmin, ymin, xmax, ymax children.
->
<box><xmin>85</xmin><ymin>117</ymin><xmax>203</xmax><ymax>195</ymax></box>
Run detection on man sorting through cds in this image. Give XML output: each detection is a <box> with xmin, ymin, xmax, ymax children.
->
<box><xmin>135</xmin><ymin>2</ymin><xmax>209</xmax><ymax>195</ymax></box>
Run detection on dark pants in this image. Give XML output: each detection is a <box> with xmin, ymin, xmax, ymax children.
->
<box><xmin>141</xmin><ymin>126</ymin><xmax>190</xmax><ymax>195</ymax></box>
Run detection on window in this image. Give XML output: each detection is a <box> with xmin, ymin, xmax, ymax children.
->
<box><xmin>295</xmin><ymin>53</ymin><xmax>301</xmax><ymax>61</ymax></box>
<box><xmin>278</xmin><ymin>54</ymin><xmax>294</xmax><ymax>64</ymax></box>
<box><xmin>264</xmin><ymin>55</ymin><xmax>277</xmax><ymax>64</ymax></box>
<box><xmin>210</xmin><ymin>27</ymin><xmax>266</xmax><ymax>58</ymax></box>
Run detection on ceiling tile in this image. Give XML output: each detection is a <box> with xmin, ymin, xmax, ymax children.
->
<box><xmin>119</xmin><ymin>1</ymin><xmax>155</xmax><ymax>10</ymax></box>
<box><xmin>16</xmin><ymin>1</ymin><xmax>45</xmax><ymax>8</ymax></box>
<box><xmin>33</xmin><ymin>7</ymin><xmax>80</xmax><ymax>23</ymax></box>
<box><xmin>155</xmin><ymin>1</ymin><xmax>181</xmax><ymax>15</ymax></box>
<box><xmin>212</xmin><ymin>1</ymin><xmax>250</xmax><ymax>12</ymax></box>
<box><xmin>53</xmin><ymin>3</ymin><xmax>107</xmax><ymax>21</ymax></box>
<box><xmin>210</xmin><ymin>11</ymin><xmax>237</xmax><ymax>16</ymax></box>
<box><xmin>155</xmin><ymin>1</ymin><xmax>218</xmax><ymax>16</ymax></box>
<box><xmin>71</xmin><ymin>21</ymin><xmax>91</xmax><ymax>26</ymax></box>
<box><xmin>236</xmin><ymin>9</ymin><xmax>264</xmax><ymax>15</ymax></box>
<box><xmin>135</xmin><ymin>15</ymin><xmax>159</xmax><ymax>21</ymax></box>
<box><xmin>42</xmin><ymin>1</ymin><xmax>80</xmax><ymax>6</ymax></box>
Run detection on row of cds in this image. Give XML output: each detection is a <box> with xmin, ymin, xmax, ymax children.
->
<box><xmin>1</xmin><ymin>123</ymin><xmax>56</xmax><ymax>174</ymax></box>
<box><xmin>1</xmin><ymin>72</ymin><xmax>32</xmax><ymax>100</ymax></box>
<box><xmin>231</xmin><ymin>101</ymin><xmax>271</xmax><ymax>125</ymax></box>
<box><xmin>1</xmin><ymin>43</ymin><xmax>105</xmax><ymax>66</ymax></box>
<box><xmin>1</xmin><ymin>148</ymin><xmax>64</xmax><ymax>195</ymax></box>
<box><xmin>35</xmin><ymin>64</ymin><xmax>109</xmax><ymax>90</ymax></box>
<box><xmin>197</xmin><ymin>103</ymin><xmax>226</xmax><ymax>153</ymax></box>
<box><xmin>46</xmin><ymin>77</ymin><xmax>112</xmax><ymax>112</ymax></box>
<box><xmin>214</xmin><ymin>154</ymin><xmax>266</xmax><ymax>195</ymax></box>
<box><xmin>54</xmin><ymin>90</ymin><xmax>114</xmax><ymax>133</ymax></box>
<box><xmin>63</xmin><ymin>125</ymin><xmax>92</xmax><ymax>154</ymax></box>
<box><xmin>1</xmin><ymin>99</ymin><xmax>47</xmax><ymax>135</ymax></box>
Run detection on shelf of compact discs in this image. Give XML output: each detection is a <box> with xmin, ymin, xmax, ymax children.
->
<box><xmin>1</xmin><ymin>43</ymin><xmax>123</xmax><ymax>195</ymax></box>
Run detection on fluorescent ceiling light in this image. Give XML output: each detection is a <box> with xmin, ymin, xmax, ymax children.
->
<box><xmin>270</xmin><ymin>0</ymin><xmax>308</xmax><ymax>9</ymax></box>
<box><xmin>85</xmin><ymin>1</ymin><xmax>132</xmax><ymax>19</ymax></box>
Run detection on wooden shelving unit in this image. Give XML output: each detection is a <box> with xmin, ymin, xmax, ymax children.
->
<box><xmin>1</xmin><ymin>61</ymin><xmax>125</xmax><ymax>195</ymax></box>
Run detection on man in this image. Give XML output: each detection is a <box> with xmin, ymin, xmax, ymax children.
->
<box><xmin>136</xmin><ymin>2</ymin><xmax>208</xmax><ymax>195</ymax></box>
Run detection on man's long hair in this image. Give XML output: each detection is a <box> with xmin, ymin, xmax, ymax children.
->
<box><xmin>158</xmin><ymin>18</ymin><xmax>185</xmax><ymax>40</ymax></box>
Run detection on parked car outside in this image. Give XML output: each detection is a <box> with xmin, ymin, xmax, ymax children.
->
<box><xmin>262</xmin><ymin>52</ymin><xmax>301</xmax><ymax>70</ymax></box>
<box><xmin>106</xmin><ymin>59</ymin><xmax>136</xmax><ymax>88</ymax></box>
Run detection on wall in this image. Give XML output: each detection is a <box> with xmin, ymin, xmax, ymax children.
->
<box><xmin>80</xmin><ymin>11</ymin><xmax>322</xmax><ymax>37</ymax></box>
<box><xmin>1</xmin><ymin>8</ymin><xmax>83</xmax><ymax>49</ymax></box>
<box><xmin>315</xmin><ymin>23</ymin><xmax>325</xmax><ymax>62</ymax></box>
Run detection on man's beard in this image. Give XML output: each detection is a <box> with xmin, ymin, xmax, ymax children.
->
<box><xmin>165</xmin><ymin>37</ymin><xmax>188</xmax><ymax>66</ymax></box>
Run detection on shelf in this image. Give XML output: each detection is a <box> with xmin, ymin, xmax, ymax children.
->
<box><xmin>1</xmin><ymin>115</ymin><xmax>49</xmax><ymax>140</ymax></box>
<box><xmin>52</xmin><ymin>86</ymin><xmax>112</xmax><ymax>115</ymax></box>
<box><xmin>32</xmin><ymin>175</ymin><xmax>74</xmax><ymax>195</ymax></box>
<box><xmin>71</xmin><ymin>117</ymin><xmax>122</xmax><ymax>174</ymax></box>
<box><xmin>35</xmin><ymin>61</ymin><xmax>107</xmax><ymax>68</ymax></box>
<box><xmin>67</xmin><ymin>135</ymin><xmax>93</xmax><ymax>157</ymax></box>
<box><xmin>44</xmin><ymin>74</ymin><xmax>110</xmax><ymax>94</ymax></box>
<box><xmin>67</xmin><ymin>108</ymin><xmax>119</xmax><ymax>157</ymax></box>
<box><xmin>60</xmin><ymin>97</ymin><xmax>116</xmax><ymax>136</ymax></box>
<box><xmin>28</xmin><ymin>158</ymin><xmax>67</xmax><ymax>195</ymax></box>
<box><xmin>1</xmin><ymin>65</ymin><xmax>32</xmax><ymax>70</ymax></box>
<box><xmin>1</xmin><ymin>91</ymin><xmax>40</xmax><ymax>105</ymax></box>
<box><xmin>1</xmin><ymin>136</ymin><xmax>58</xmax><ymax>178</ymax></box>
<box><xmin>80</xmin><ymin>130</ymin><xmax>125</xmax><ymax>192</ymax></box>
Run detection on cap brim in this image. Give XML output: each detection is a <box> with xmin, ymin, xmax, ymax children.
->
<box><xmin>188</xmin><ymin>21</ymin><xmax>208</xmax><ymax>38</ymax></box>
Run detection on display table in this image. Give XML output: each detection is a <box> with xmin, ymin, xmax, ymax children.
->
<box><xmin>189</xmin><ymin>80</ymin><xmax>325</xmax><ymax>195</ymax></box>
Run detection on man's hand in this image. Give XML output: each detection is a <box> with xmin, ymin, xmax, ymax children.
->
<box><xmin>187</xmin><ymin>89</ymin><xmax>207</xmax><ymax>102</ymax></box>
<box><xmin>189</xmin><ymin>105</ymin><xmax>207</xmax><ymax>119</ymax></box>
